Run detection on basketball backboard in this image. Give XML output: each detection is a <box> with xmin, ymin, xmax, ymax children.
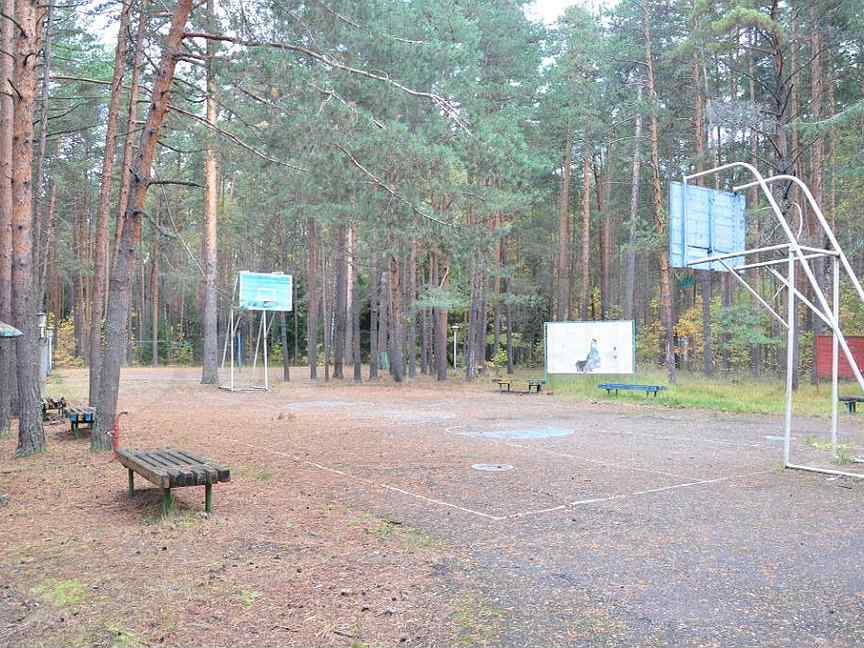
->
<box><xmin>669</xmin><ymin>181</ymin><xmax>747</xmax><ymax>271</ymax></box>
<box><xmin>238</xmin><ymin>272</ymin><xmax>293</xmax><ymax>311</ymax></box>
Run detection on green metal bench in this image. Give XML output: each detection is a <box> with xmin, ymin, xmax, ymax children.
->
<box><xmin>599</xmin><ymin>383</ymin><xmax>665</xmax><ymax>397</ymax></box>
<box><xmin>839</xmin><ymin>396</ymin><xmax>864</xmax><ymax>413</ymax></box>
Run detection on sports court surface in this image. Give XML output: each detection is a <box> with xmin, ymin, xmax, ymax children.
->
<box><xmin>3</xmin><ymin>367</ymin><xmax>864</xmax><ymax>647</ymax></box>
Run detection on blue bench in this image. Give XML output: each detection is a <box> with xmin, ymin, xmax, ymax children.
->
<box><xmin>65</xmin><ymin>406</ymin><xmax>96</xmax><ymax>438</ymax></box>
<box><xmin>599</xmin><ymin>383</ymin><xmax>665</xmax><ymax>398</ymax></box>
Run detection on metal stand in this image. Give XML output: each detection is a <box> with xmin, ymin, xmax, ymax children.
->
<box><xmin>682</xmin><ymin>163</ymin><xmax>864</xmax><ymax>479</ymax></box>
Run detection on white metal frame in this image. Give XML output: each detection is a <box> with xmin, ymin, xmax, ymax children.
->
<box><xmin>219</xmin><ymin>276</ymin><xmax>276</xmax><ymax>392</ymax></box>
<box><xmin>681</xmin><ymin>163</ymin><xmax>864</xmax><ymax>478</ymax></box>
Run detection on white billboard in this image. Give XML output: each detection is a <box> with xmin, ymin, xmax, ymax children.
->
<box><xmin>545</xmin><ymin>320</ymin><xmax>635</xmax><ymax>375</ymax></box>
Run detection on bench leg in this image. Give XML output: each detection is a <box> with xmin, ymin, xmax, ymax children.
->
<box><xmin>128</xmin><ymin>469</ymin><xmax>135</xmax><ymax>497</ymax></box>
<box><xmin>71</xmin><ymin>422</ymin><xmax>79</xmax><ymax>439</ymax></box>
<box><xmin>205</xmin><ymin>484</ymin><xmax>213</xmax><ymax>513</ymax></box>
<box><xmin>161</xmin><ymin>488</ymin><xmax>175</xmax><ymax>517</ymax></box>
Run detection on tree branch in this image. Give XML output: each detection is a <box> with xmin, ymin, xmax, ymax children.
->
<box><xmin>182</xmin><ymin>31</ymin><xmax>469</xmax><ymax>132</ymax></box>
<box><xmin>168</xmin><ymin>104</ymin><xmax>307</xmax><ymax>171</ymax></box>
<box><xmin>334</xmin><ymin>143</ymin><xmax>452</xmax><ymax>227</ymax></box>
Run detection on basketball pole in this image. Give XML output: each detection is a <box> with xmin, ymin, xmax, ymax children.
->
<box><xmin>681</xmin><ymin>162</ymin><xmax>864</xmax><ymax>479</ymax></box>
<box><xmin>783</xmin><ymin>250</ymin><xmax>794</xmax><ymax>468</ymax></box>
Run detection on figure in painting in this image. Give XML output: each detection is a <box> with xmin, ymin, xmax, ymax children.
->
<box><xmin>574</xmin><ymin>338</ymin><xmax>601</xmax><ymax>373</ymax></box>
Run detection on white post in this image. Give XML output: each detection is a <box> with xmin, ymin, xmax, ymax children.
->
<box><xmin>831</xmin><ymin>255</ymin><xmax>840</xmax><ymax>459</ymax></box>
<box><xmin>263</xmin><ymin>312</ymin><xmax>270</xmax><ymax>391</ymax></box>
<box><xmin>453</xmin><ymin>327</ymin><xmax>457</xmax><ymax>368</ymax></box>
<box><xmin>784</xmin><ymin>251</ymin><xmax>795</xmax><ymax>467</ymax></box>
<box><xmin>229</xmin><ymin>309</ymin><xmax>235</xmax><ymax>392</ymax></box>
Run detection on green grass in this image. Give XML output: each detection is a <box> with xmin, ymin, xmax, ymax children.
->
<box><xmin>353</xmin><ymin>513</ymin><xmax>443</xmax><ymax>550</ymax></box>
<box><xmin>503</xmin><ymin>368</ymin><xmax>846</xmax><ymax>417</ymax></box>
<box><xmin>237</xmin><ymin>590</ymin><xmax>261</xmax><ymax>608</ymax></box>
<box><xmin>452</xmin><ymin>594</ymin><xmax>508</xmax><ymax>647</ymax></box>
<box><xmin>33</xmin><ymin>579</ymin><xmax>89</xmax><ymax>607</ymax></box>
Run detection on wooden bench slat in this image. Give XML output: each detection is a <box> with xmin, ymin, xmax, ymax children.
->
<box><xmin>173</xmin><ymin>449</ymin><xmax>230</xmax><ymax>482</ymax></box>
<box><xmin>137</xmin><ymin>452</ymin><xmax>185</xmax><ymax>486</ymax></box>
<box><xmin>160</xmin><ymin>449</ymin><xmax>215</xmax><ymax>485</ymax></box>
<box><xmin>117</xmin><ymin>450</ymin><xmax>170</xmax><ymax>488</ymax></box>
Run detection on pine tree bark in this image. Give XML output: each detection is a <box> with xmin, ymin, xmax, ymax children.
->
<box><xmin>88</xmin><ymin>0</ymin><xmax>132</xmax><ymax>405</ymax></box>
<box><xmin>201</xmin><ymin>0</ymin><xmax>219</xmax><ymax>384</ymax></box>
<box><xmin>579</xmin><ymin>142</ymin><xmax>592</xmax><ymax>320</ymax></box>
<box><xmin>369</xmin><ymin>253</ymin><xmax>379</xmax><ymax>380</ymax></box>
<box><xmin>644</xmin><ymin>0</ymin><xmax>676</xmax><ymax>384</ymax></box>
<box><xmin>306</xmin><ymin>218</ymin><xmax>319</xmax><ymax>380</ymax></box>
<box><xmin>150</xmin><ymin>200</ymin><xmax>160</xmax><ymax>367</ymax></box>
<box><xmin>623</xmin><ymin>84</ymin><xmax>642</xmax><ymax>322</ymax></box>
<box><xmin>11</xmin><ymin>0</ymin><xmax>46</xmax><ymax>455</ymax></box>
<box><xmin>432</xmin><ymin>253</ymin><xmax>449</xmax><ymax>381</ymax></box>
<box><xmin>809</xmin><ymin>7</ymin><xmax>826</xmax><ymax>385</ymax></box>
<box><xmin>333</xmin><ymin>224</ymin><xmax>347</xmax><ymax>379</ymax></box>
<box><xmin>94</xmin><ymin>0</ymin><xmax>194</xmax><ymax>450</ymax></box>
<box><xmin>388</xmin><ymin>250</ymin><xmax>405</xmax><ymax>382</ymax></box>
<box><xmin>557</xmin><ymin>128</ymin><xmax>573</xmax><ymax>320</ymax></box>
<box><xmin>350</xmin><ymin>223</ymin><xmax>361</xmax><ymax>382</ymax></box>
<box><xmin>0</xmin><ymin>0</ymin><xmax>15</xmax><ymax>436</ymax></box>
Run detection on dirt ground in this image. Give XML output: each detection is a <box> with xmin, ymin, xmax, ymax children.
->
<box><xmin>2</xmin><ymin>367</ymin><xmax>864</xmax><ymax>647</ymax></box>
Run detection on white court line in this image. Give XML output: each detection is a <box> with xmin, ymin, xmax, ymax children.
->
<box><xmin>505</xmin><ymin>471</ymin><xmax>772</xmax><ymax>519</ymax></box>
<box><xmin>240</xmin><ymin>442</ymin><xmax>505</xmax><ymax>521</ymax></box>
<box><xmin>501</xmin><ymin>441</ymin><xmax>685</xmax><ymax>479</ymax></box>
<box><xmin>238</xmin><ymin>441</ymin><xmax>768</xmax><ymax>523</ymax></box>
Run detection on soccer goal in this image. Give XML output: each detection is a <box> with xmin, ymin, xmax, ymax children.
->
<box><xmin>670</xmin><ymin>163</ymin><xmax>864</xmax><ymax>478</ymax></box>
<box><xmin>219</xmin><ymin>272</ymin><xmax>293</xmax><ymax>392</ymax></box>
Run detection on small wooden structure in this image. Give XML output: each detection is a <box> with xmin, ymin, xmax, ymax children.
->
<box><xmin>41</xmin><ymin>397</ymin><xmax>66</xmax><ymax>421</ymax></box>
<box><xmin>65</xmin><ymin>406</ymin><xmax>95</xmax><ymax>437</ymax></box>
<box><xmin>495</xmin><ymin>378</ymin><xmax>512</xmax><ymax>392</ymax></box>
<box><xmin>117</xmin><ymin>448</ymin><xmax>231</xmax><ymax>516</ymax></box>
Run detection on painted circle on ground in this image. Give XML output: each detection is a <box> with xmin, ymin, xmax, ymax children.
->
<box><xmin>471</xmin><ymin>463</ymin><xmax>515</xmax><ymax>472</ymax></box>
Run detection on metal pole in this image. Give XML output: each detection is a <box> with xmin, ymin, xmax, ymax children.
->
<box><xmin>453</xmin><ymin>327</ymin><xmax>457</xmax><ymax>369</ymax></box>
<box><xmin>831</xmin><ymin>255</ymin><xmax>840</xmax><ymax>459</ymax></box>
<box><xmin>229</xmin><ymin>309</ymin><xmax>235</xmax><ymax>392</ymax></box>
<box><xmin>784</xmin><ymin>250</ymin><xmax>795</xmax><ymax>467</ymax></box>
<box><xmin>717</xmin><ymin>260</ymin><xmax>787</xmax><ymax>328</ymax></box>
<box><xmin>263</xmin><ymin>312</ymin><xmax>270</xmax><ymax>391</ymax></box>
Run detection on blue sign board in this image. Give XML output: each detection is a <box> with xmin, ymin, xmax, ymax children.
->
<box><xmin>669</xmin><ymin>181</ymin><xmax>747</xmax><ymax>271</ymax></box>
<box><xmin>238</xmin><ymin>272</ymin><xmax>293</xmax><ymax>311</ymax></box>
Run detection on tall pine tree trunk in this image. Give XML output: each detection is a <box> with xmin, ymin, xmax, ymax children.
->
<box><xmin>11</xmin><ymin>0</ymin><xmax>46</xmax><ymax>456</ymax></box>
<box><xmin>557</xmin><ymin>128</ymin><xmax>573</xmax><ymax>320</ymax></box>
<box><xmin>623</xmin><ymin>84</ymin><xmax>642</xmax><ymax>322</ymax></box>
<box><xmin>433</xmin><ymin>253</ymin><xmax>449</xmax><ymax>381</ymax></box>
<box><xmin>306</xmin><ymin>218</ymin><xmax>318</xmax><ymax>380</ymax></box>
<box><xmin>94</xmin><ymin>0</ymin><xmax>194</xmax><ymax>450</ymax></box>
<box><xmin>369</xmin><ymin>253</ymin><xmax>379</xmax><ymax>381</ymax></box>
<box><xmin>644</xmin><ymin>0</ymin><xmax>676</xmax><ymax>384</ymax></box>
<box><xmin>201</xmin><ymin>0</ymin><xmax>219</xmax><ymax>384</ymax></box>
<box><xmin>0</xmin><ymin>0</ymin><xmax>15</xmax><ymax>436</ymax></box>
<box><xmin>333</xmin><ymin>224</ymin><xmax>347</xmax><ymax>379</ymax></box>
<box><xmin>89</xmin><ymin>0</ymin><xmax>131</xmax><ymax>405</ymax></box>
<box><xmin>350</xmin><ymin>224</ymin><xmax>361</xmax><ymax>382</ymax></box>
<box><xmin>579</xmin><ymin>143</ymin><xmax>591</xmax><ymax>320</ymax></box>
<box><xmin>388</xmin><ymin>250</ymin><xmax>405</xmax><ymax>382</ymax></box>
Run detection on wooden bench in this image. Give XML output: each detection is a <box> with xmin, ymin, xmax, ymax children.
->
<box><xmin>41</xmin><ymin>397</ymin><xmax>66</xmax><ymax>421</ymax></box>
<box><xmin>65</xmin><ymin>406</ymin><xmax>95</xmax><ymax>437</ymax></box>
<box><xmin>495</xmin><ymin>379</ymin><xmax>512</xmax><ymax>392</ymax></box>
<box><xmin>527</xmin><ymin>379</ymin><xmax>545</xmax><ymax>394</ymax></box>
<box><xmin>839</xmin><ymin>396</ymin><xmax>864</xmax><ymax>413</ymax></box>
<box><xmin>117</xmin><ymin>448</ymin><xmax>230</xmax><ymax>516</ymax></box>
<box><xmin>599</xmin><ymin>383</ymin><xmax>665</xmax><ymax>398</ymax></box>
